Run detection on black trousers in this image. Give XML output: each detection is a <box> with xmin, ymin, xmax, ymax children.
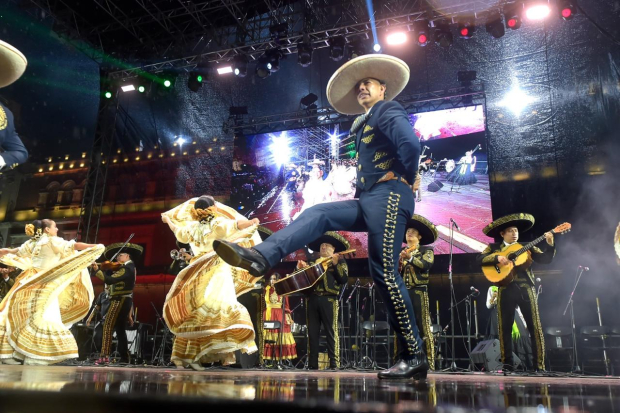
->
<box><xmin>101</xmin><ymin>296</ymin><xmax>132</xmax><ymax>361</ymax></box>
<box><xmin>306</xmin><ymin>295</ymin><xmax>339</xmax><ymax>369</ymax></box>
<box><xmin>255</xmin><ymin>180</ymin><xmax>422</xmax><ymax>360</ymax></box>
<box><xmin>408</xmin><ymin>286</ymin><xmax>435</xmax><ymax>370</ymax></box>
<box><xmin>498</xmin><ymin>282</ymin><xmax>545</xmax><ymax>370</ymax></box>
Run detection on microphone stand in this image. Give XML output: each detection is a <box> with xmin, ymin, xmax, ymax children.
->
<box><xmin>444</xmin><ymin>220</ymin><xmax>458</xmax><ymax>372</ymax></box>
<box><xmin>562</xmin><ymin>266</ymin><xmax>585</xmax><ymax>374</ymax></box>
<box><xmin>338</xmin><ymin>283</ymin><xmax>349</xmax><ymax>369</ymax></box>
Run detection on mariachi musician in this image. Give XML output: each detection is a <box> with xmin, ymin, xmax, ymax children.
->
<box><xmin>399</xmin><ymin>214</ymin><xmax>437</xmax><ymax>370</ymax></box>
<box><xmin>298</xmin><ymin>232</ymin><xmax>349</xmax><ymax>370</ymax></box>
<box><xmin>92</xmin><ymin>242</ymin><xmax>143</xmax><ymax>365</ymax></box>
<box><xmin>476</xmin><ymin>213</ymin><xmax>555</xmax><ymax>372</ymax></box>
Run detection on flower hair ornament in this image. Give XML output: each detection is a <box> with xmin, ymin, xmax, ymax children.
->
<box><xmin>25</xmin><ymin>224</ymin><xmax>43</xmax><ymax>240</ymax></box>
<box><xmin>190</xmin><ymin>206</ymin><xmax>217</xmax><ymax>224</ymax></box>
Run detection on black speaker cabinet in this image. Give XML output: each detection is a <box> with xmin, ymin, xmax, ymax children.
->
<box><xmin>427</xmin><ymin>180</ymin><xmax>444</xmax><ymax>193</ymax></box>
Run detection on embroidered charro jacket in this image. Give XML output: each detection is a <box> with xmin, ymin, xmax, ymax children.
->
<box><xmin>95</xmin><ymin>260</ymin><xmax>137</xmax><ymax>297</ymax></box>
<box><xmin>0</xmin><ymin>102</ymin><xmax>29</xmax><ymax>172</ymax></box>
<box><xmin>310</xmin><ymin>256</ymin><xmax>348</xmax><ymax>296</ymax></box>
<box><xmin>353</xmin><ymin>100</ymin><xmax>420</xmax><ymax>197</ymax></box>
<box><xmin>401</xmin><ymin>246</ymin><xmax>434</xmax><ymax>289</ymax></box>
<box><xmin>476</xmin><ymin>242</ymin><xmax>555</xmax><ymax>285</ymax></box>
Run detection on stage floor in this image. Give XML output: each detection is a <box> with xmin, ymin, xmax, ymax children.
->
<box><xmin>1</xmin><ymin>365</ymin><xmax>619</xmax><ymax>412</ymax></box>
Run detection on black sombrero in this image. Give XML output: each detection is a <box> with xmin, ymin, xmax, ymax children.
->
<box><xmin>483</xmin><ymin>213</ymin><xmax>535</xmax><ymax>239</ymax></box>
<box><xmin>104</xmin><ymin>242</ymin><xmax>144</xmax><ymax>262</ymax></box>
<box><xmin>404</xmin><ymin>214</ymin><xmax>438</xmax><ymax>245</ymax></box>
<box><xmin>308</xmin><ymin>231</ymin><xmax>350</xmax><ymax>253</ymax></box>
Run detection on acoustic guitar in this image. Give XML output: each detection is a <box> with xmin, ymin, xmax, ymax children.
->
<box><xmin>274</xmin><ymin>249</ymin><xmax>356</xmax><ymax>296</ymax></box>
<box><xmin>482</xmin><ymin>223</ymin><xmax>571</xmax><ymax>285</ymax></box>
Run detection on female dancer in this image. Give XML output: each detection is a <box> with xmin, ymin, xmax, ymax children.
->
<box><xmin>0</xmin><ymin>219</ymin><xmax>103</xmax><ymax>365</ymax></box>
<box><xmin>161</xmin><ymin>195</ymin><xmax>263</xmax><ymax>370</ymax></box>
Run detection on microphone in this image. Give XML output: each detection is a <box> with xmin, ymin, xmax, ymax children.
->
<box><xmin>536</xmin><ymin>278</ymin><xmax>542</xmax><ymax>295</ymax></box>
<box><xmin>450</xmin><ymin>218</ymin><xmax>460</xmax><ymax>231</ymax></box>
<box><xmin>443</xmin><ymin>323</ymin><xmax>450</xmax><ymax>333</ymax></box>
<box><xmin>424</xmin><ymin>146</ymin><xmax>430</xmax><ymax>149</ymax></box>
<box><xmin>579</xmin><ymin>266</ymin><xmax>590</xmax><ymax>271</ymax></box>
<box><xmin>470</xmin><ymin>286</ymin><xmax>480</xmax><ymax>296</ymax></box>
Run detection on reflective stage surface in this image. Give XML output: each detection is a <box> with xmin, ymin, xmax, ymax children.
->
<box><xmin>1</xmin><ymin>365</ymin><xmax>619</xmax><ymax>412</ymax></box>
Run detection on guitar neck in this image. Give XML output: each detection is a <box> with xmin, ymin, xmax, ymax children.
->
<box><xmin>513</xmin><ymin>233</ymin><xmax>549</xmax><ymax>257</ymax></box>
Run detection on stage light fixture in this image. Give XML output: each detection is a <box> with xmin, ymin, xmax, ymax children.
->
<box><xmin>255</xmin><ymin>49</ymin><xmax>283</xmax><ymax>79</ymax></box>
<box><xmin>328</xmin><ymin>36</ymin><xmax>346</xmax><ymax>61</ymax></box>
<box><xmin>217</xmin><ymin>66</ymin><xmax>233</xmax><ymax>75</ymax></box>
<box><xmin>485</xmin><ymin>12</ymin><xmax>506</xmax><ymax>38</ymax></box>
<box><xmin>504</xmin><ymin>3</ymin><xmax>523</xmax><ymax>30</ymax></box>
<box><xmin>349</xmin><ymin>37</ymin><xmax>369</xmax><ymax>59</ymax></box>
<box><xmin>104</xmin><ymin>91</ymin><xmax>112</xmax><ymax>99</ymax></box>
<box><xmin>233</xmin><ymin>55</ymin><xmax>249</xmax><ymax>77</ymax></box>
<box><xmin>297</xmin><ymin>41</ymin><xmax>314</xmax><ymax>67</ymax></box>
<box><xmin>121</xmin><ymin>84</ymin><xmax>135</xmax><ymax>92</ymax></box>
<box><xmin>525</xmin><ymin>2</ymin><xmax>551</xmax><ymax>20</ymax></box>
<box><xmin>458</xmin><ymin>17</ymin><xmax>476</xmax><ymax>39</ymax></box>
<box><xmin>373</xmin><ymin>43</ymin><xmax>382</xmax><ymax>52</ymax></box>
<box><xmin>188</xmin><ymin>71</ymin><xmax>203</xmax><ymax>92</ymax></box>
<box><xmin>386</xmin><ymin>32</ymin><xmax>407</xmax><ymax>46</ymax></box>
<box><xmin>415</xmin><ymin>20</ymin><xmax>430</xmax><ymax>46</ymax></box>
<box><xmin>558</xmin><ymin>0</ymin><xmax>576</xmax><ymax>20</ymax></box>
<box><xmin>269</xmin><ymin>22</ymin><xmax>288</xmax><ymax>39</ymax></box>
<box><xmin>433</xmin><ymin>20</ymin><xmax>453</xmax><ymax>47</ymax></box>
<box><xmin>457</xmin><ymin>70</ymin><xmax>477</xmax><ymax>86</ymax></box>
<box><xmin>164</xmin><ymin>80</ymin><xmax>172</xmax><ymax>87</ymax></box>
<box><xmin>300</xmin><ymin>93</ymin><xmax>318</xmax><ymax>107</ymax></box>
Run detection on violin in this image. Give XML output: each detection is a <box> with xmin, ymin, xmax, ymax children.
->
<box><xmin>99</xmin><ymin>261</ymin><xmax>123</xmax><ymax>271</ymax></box>
<box><xmin>93</xmin><ymin>233</ymin><xmax>135</xmax><ymax>272</ymax></box>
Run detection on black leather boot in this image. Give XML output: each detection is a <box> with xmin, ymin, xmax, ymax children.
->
<box><xmin>378</xmin><ymin>353</ymin><xmax>429</xmax><ymax>380</ymax></box>
<box><xmin>213</xmin><ymin>240</ymin><xmax>270</xmax><ymax>277</ymax></box>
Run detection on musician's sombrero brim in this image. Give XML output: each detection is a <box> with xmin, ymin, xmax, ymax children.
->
<box><xmin>614</xmin><ymin>222</ymin><xmax>620</xmax><ymax>261</ymax></box>
<box><xmin>483</xmin><ymin>213</ymin><xmax>535</xmax><ymax>239</ymax></box>
<box><xmin>404</xmin><ymin>214</ymin><xmax>438</xmax><ymax>245</ymax></box>
<box><xmin>0</xmin><ymin>40</ymin><xmax>27</xmax><ymax>88</ymax></box>
<box><xmin>257</xmin><ymin>225</ymin><xmax>273</xmax><ymax>242</ymax></box>
<box><xmin>104</xmin><ymin>242</ymin><xmax>144</xmax><ymax>261</ymax></box>
<box><xmin>326</xmin><ymin>54</ymin><xmax>410</xmax><ymax>115</ymax></box>
<box><xmin>308</xmin><ymin>231</ymin><xmax>350</xmax><ymax>253</ymax></box>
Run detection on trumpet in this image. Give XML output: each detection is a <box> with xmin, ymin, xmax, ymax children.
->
<box><xmin>170</xmin><ymin>248</ymin><xmax>192</xmax><ymax>261</ymax></box>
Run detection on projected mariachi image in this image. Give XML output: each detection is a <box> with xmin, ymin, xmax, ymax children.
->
<box><xmin>231</xmin><ymin>105</ymin><xmax>492</xmax><ymax>259</ymax></box>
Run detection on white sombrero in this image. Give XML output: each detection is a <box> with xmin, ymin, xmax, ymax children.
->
<box><xmin>326</xmin><ymin>54</ymin><xmax>409</xmax><ymax>115</ymax></box>
<box><xmin>0</xmin><ymin>40</ymin><xmax>27</xmax><ymax>88</ymax></box>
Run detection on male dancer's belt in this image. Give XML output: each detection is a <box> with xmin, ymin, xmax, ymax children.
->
<box><xmin>377</xmin><ymin>171</ymin><xmax>410</xmax><ymax>186</ymax></box>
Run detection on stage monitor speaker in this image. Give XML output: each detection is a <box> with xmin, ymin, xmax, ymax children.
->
<box><xmin>471</xmin><ymin>339</ymin><xmax>521</xmax><ymax>371</ymax></box>
<box><xmin>427</xmin><ymin>180</ymin><xmax>443</xmax><ymax>193</ymax></box>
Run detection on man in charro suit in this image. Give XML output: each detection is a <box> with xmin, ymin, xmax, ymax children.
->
<box><xmin>0</xmin><ymin>39</ymin><xmax>29</xmax><ymax>172</ymax></box>
<box><xmin>299</xmin><ymin>232</ymin><xmax>349</xmax><ymax>370</ymax></box>
<box><xmin>476</xmin><ymin>213</ymin><xmax>555</xmax><ymax>372</ymax></box>
<box><xmin>399</xmin><ymin>215</ymin><xmax>437</xmax><ymax>370</ymax></box>
<box><xmin>214</xmin><ymin>54</ymin><xmax>429</xmax><ymax>380</ymax></box>
<box><xmin>92</xmin><ymin>243</ymin><xmax>143</xmax><ymax>365</ymax></box>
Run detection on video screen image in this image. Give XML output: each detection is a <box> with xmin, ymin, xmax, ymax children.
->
<box><xmin>231</xmin><ymin>105</ymin><xmax>493</xmax><ymax>260</ymax></box>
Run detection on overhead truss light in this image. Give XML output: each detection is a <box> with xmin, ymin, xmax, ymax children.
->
<box><xmin>233</xmin><ymin>54</ymin><xmax>249</xmax><ymax>77</ymax></box>
<box><xmin>297</xmin><ymin>41</ymin><xmax>313</xmax><ymax>67</ymax></box>
<box><xmin>485</xmin><ymin>12</ymin><xmax>506</xmax><ymax>38</ymax></box>
<box><xmin>458</xmin><ymin>16</ymin><xmax>476</xmax><ymax>39</ymax></box>
<box><xmin>525</xmin><ymin>1</ymin><xmax>551</xmax><ymax>20</ymax></box>
<box><xmin>558</xmin><ymin>0</ymin><xmax>576</xmax><ymax>20</ymax></box>
<box><xmin>416</xmin><ymin>20</ymin><xmax>430</xmax><ymax>46</ymax></box>
<box><xmin>328</xmin><ymin>36</ymin><xmax>346</xmax><ymax>61</ymax></box>
<box><xmin>433</xmin><ymin>20</ymin><xmax>453</xmax><ymax>48</ymax></box>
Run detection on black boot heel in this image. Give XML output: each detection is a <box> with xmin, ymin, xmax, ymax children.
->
<box><xmin>413</xmin><ymin>369</ymin><xmax>428</xmax><ymax>381</ymax></box>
